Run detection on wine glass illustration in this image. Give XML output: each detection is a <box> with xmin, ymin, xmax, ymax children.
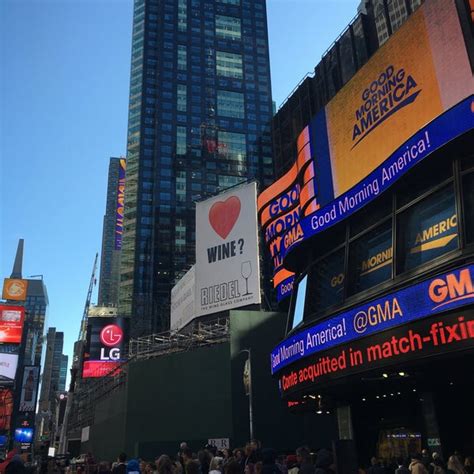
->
<box><xmin>241</xmin><ymin>261</ymin><xmax>252</xmax><ymax>296</ymax></box>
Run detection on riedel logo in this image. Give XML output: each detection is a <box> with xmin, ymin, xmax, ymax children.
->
<box><xmin>428</xmin><ymin>269</ymin><xmax>474</xmax><ymax>310</ymax></box>
<box><xmin>100</xmin><ymin>324</ymin><xmax>123</xmax><ymax>347</ymax></box>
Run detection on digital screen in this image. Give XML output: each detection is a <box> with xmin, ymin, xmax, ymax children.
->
<box><xmin>14</xmin><ymin>428</ymin><xmax>33</xmax><ymax>443</ymax></box>
<box><xmin>259</xmin><ymin>0</ymin><xmax>474</xmax><ymax>289</ymax></box>
<box><xmin>271</xmin><ymin>264</ymin><xmax>474</xmax><ymax>374</ymax></box>
<box><xmin>291</xmin><ymin>275</ymin><xmax>308</xmax><ymax>331</ymax></box>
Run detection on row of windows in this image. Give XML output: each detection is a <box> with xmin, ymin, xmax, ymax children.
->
<box><xmin>291</xmin><ymin>149</ymin><xmax>474</xmax><ymax>325</ymax></box>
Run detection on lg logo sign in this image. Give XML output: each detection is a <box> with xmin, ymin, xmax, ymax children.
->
<box><xmin>99</xmin><ymin>324</ymin><xmax>123</xmax><ymax>361</ymax></box>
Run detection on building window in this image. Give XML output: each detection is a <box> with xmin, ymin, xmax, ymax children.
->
<box><xmin>177</xmin><ymin>84</ymin><xmax>187</xmax><ymax>112</ymax></box>
<box><xmin>463</xmin><ymin>171</ymin><xmax>474</xmax><ymax>244</ymax></box>
<box><xmin>305</xmin><ymin>248</ymin><xmax>345</xmax><ymax>318</ymax></box>
<box><xmin>177</xmin><ymin>45</ymin><xmax>187</xmax><ymax>70</ymax></box>
<box><xmin>216</xmin><ymin>51</ymin><xmax>243</xmax><ymax>79</ymax></box>
<box><xmin>176</xmin><ymin>126</ymin><xmax>187</xmax><ymax>155</ymax></box>
<box><xmin>219</xmin><ymin>0</ymin><xmax>240</xmax><ymax>4</ymax></box>
<box><xmin>218</xmin><ymin>175</ymin><xmax>245</xmax><ymax>189</ymax></box>
<box><xmin>178</xmin><ymin>0</ymin><xmax>187</xmax><ymax>32</ymax></box>
<box><xmin>215</xmin><ymin>15</ymin><xmax>241</xmax><ymax>40</ymax></box>
<box><xmin>348</xmin><ymin>220</ymin><xmax>393</xmax><ymax>295</ymax></box>
<box><xmin>217</xmin><ymin>90</ymin><xmax>245</xmax><ymax>118</ymax></box>
<box><xmin>388</xmin><ymin>0</ymin><xmax>408</xmax><ymax>33</ymax></box>
<box><xmin>375</xmin><ymin>4</ymin><xmax>390</xmax><ymax>46</ymax></box>
<box><xmin>217</xmin><ymin>131</ymin><xmax>246</xmax><ymax>163</ymax></box>
<box><xmin>397</xmin><ymin>185</ymin><xmax>458</xmax><ymax>273</ymax></box>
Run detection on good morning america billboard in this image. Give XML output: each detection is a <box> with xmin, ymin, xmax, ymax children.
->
<box><xmin>258</xmin><ymin>0</ymin><xmax>474</xmax><ymax>301</ymax></box>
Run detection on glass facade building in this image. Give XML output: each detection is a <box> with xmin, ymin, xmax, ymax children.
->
<box><xmin>98</xmin><ymin>157</ymin><xmax>125</xmax><ymax>307</ymax></box>
<box><xmin>119</xmin><ymin>0</ymin><xmax>274</xmax><ymax>336</ymax></box>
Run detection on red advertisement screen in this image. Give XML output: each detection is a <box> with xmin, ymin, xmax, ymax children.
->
<box><xmin>0</xmin><ymin>306</ymin><xmax>25</xmax><ymax>344</ymax></box>
<box><xmin>82</xmin><ymin>361</ymin><xmax>122</xmax><ymax>378</ymax></box>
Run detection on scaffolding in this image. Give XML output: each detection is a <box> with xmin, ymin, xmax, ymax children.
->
<box><xmin>66</xmin><ymin>316</ymin><xmax>230</xmax><ymax>436</ymax></box>
<box><xmin>129</xmin><ymin>316</ymin><xmax>230</xmax><ymax>360</ymax></box>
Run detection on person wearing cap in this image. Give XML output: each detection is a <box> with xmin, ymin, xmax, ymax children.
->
<box><xmin>286</xmin><ymin>456</ymin><xmax>298</xmax><ymax>474</ymax></box>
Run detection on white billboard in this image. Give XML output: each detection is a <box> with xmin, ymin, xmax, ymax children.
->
<box><xmin>170</xmin><ymin>265</ymin><xmax>196</xmax><ymax>331</ymax></box>
<box><xmin>0</xmin><ymin>353</ymin><xmax>18</xmax><ymax>381</ymax></box>
<box><xmin>195</xmin><ymin>182</ymin><xmax>261</xmax><ymax>316</ymax></box>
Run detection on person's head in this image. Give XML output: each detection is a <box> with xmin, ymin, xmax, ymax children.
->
<box><xmin>127</xmin><ymin>459</ymin><xmax>141</xmax><ymax>474</ymax></box>
<box><xmin>140</xmin><ymin>461</ymin><xmax>148</xmax><ymax>472</ymax></box>
<box><xmin>370</xmin><ymin>457</ymin><xmax>378</xmax><ymax>466</ymax></box>
<box><xmin>181</xmin><ymin>443</ymin><xmax>189</xmax><ymax>452</ymax></box>
<box><xmin>286</xmin><ymin>455</ymin><xmax>297</xmax><ymax>469</ymax></box>
<box><xmin>448</xmin><ymin>455</ymin><xmax>464</xmax><ymax>471</ymax></box>
<box><xmin>119</xmin><ymin>454</ymin><xmax>128</xmax><ymax>464</ymax></box>
<box><xmin>249</xmin><ymin>440</ymin><xmax>260</xmax><ymax>452</ymax></box>
<box><xmin>183</xmin><ymin>449</ymin><xmax>193</xmax><ymax>462</ymax></box>
<box><xmin>210</xmin><ymin>457</ymin><xmax>224</xmax><ymax>472</ymax></box>
<box><xmin>296</xmin><ymin>447</ymin><xmax>311</xmax><ymax>465</ymax></box>
<box><xmin>222</xmin><ymin>449</ymin><xmax>231</xmax><ymax>460</ymax></box>
<box><xmin>422</xmin><ymin>450</ymin><xmax>429</xmax><ymax>457</ymax></box>
<box><xmin>254</xmin><ymin>462</ymin><xmax>262</xmax><ymax>474</ymax></box>
<box><xmin>145</xmin><ymin>463</ymin><xmax>155</xmax><ymax>473</ymax></box>
<box><xmin>186</xmin><ymin>461</ymin><xmax>200</xmax><ymax>474</ymax></box>
<box><xmin>99</xmin><ymin>462</ymin><xmax>111</xmax><ymax>472</ymax></box>
<box><xmin>244</xmin><ymin>464</ymin><xmax>254</xmax><ymax>474</ymax></box>
<box><xmin>411</xmin><ymin>454</ymin><xmax>422</xmax><ymax>463</ymax></box>
<box><xmin>465</xmin><ymin>457</ymin><xmax>473</xmax><ymax>467</ymax></box>
<box><xmin>156</xmin><ymin>456</ymin><xmax>174</xmax><ymax>474</ymax></box>
<box><xmin>244</xmin><ymin>445</ymin><xmax>253</xmax><ymax>457</ymax></box>
<box><xmin>396</xmin><ymin>457</ymin><xmax>405</xmax><ymax>468</ymax></box>
<box><xmin>224</xmin><ymin>461</ymin><xmax>243</xmax><ymax>474</ymax></box>
<box><xmin>198</xmin><ymin>451</ymin><xmax>211</xmax><ymax>466</ymax></box>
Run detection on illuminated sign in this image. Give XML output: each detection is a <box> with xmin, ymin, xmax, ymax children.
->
<box><xmin>0</xmin><ymin>354</ymin><xmax>18</xmax><ymax>381</ymax></box>
<box><xmin>2</xmin><ymin>279</ymin><xmax>28</xmax><ymax>301</ymax></box>
<box><xmin>279</xmin><ymin>310</ymin><xmax>474</xmax><ymax>397</ymax></box>
<box><xmin>115</xmin><ymin>158</ymin><xmax>126</xmax><ymax>250</ymax></box>
<box><xmin>82</xmin><ymin>317</ymin><xmax>129</xmax><ymax>378</ymax></box>
<box><xmin>261</xmin><ymin>0</ymin><xmax>474</xmax><ymax>281</ymax></box>
<box><xmin>0</xmin><ymin>305</ymin><xmax>24</xmax><ymax>344</ymax></box>
<box><xmin>0</xmin><ymin>389</ymin><xmax>13</xmax><ymax>430</ymax></box>
<box><xmin>271</xmin><ymin>264</ymin><xmax>474</xmax><ymax>374</ymax></box>
<box><xmin>257</xmin><ymin>127</ymin><xmax>317</xmax><ymax>301</ymax></box>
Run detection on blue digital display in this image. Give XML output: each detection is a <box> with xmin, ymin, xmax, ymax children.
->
<box><xmin>14</xmin><ymin>428</ymin><xmax>33</xmax><ymax>443</ymax></box>
<box><xmin>291</xmin><ymin>275</ymin><xmax>308</xmax><ymax>330</ymax></box>
<box><xmin>270</xmin><ymin>264</ymin><xmax>474</xmax><ymax>374</ymax></box>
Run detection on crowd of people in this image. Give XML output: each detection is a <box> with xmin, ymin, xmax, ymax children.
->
<box><xmin>367</xmin><ymin>449</ymin><xmax>473</xmax><ymax>474</ymax></box>
<box><xmin>0</xmin><ymin>441</ymin><xmax>473</xmax><ymax>474</ymax></box>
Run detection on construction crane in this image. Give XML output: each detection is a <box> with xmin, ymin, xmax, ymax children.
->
<box><xmin>58</xmin><ymin>253</ymin><xmax>98</xmax><ymax>455</ymax></box>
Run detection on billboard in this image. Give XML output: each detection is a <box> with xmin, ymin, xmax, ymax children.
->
<box><xmin>0</xmin><ymin>389</ymin><xmax>13</xmax><ymax>430</ymax></box>
<box><xmin>279</xmin><ymin>309</ymin><xmax>474</xmax><ymax>398</ymax></box>
<box><xmin>115</xmin><ymin>158</ymin><xmax>126</xmax><ymax>250</ymax></box>
<box><xmin>257</xmin><ymin>127</ymin><xmax>317</xmax><ymax>301</ymax></box>
<box><xmin>82</xmin><ymin>317</ymin><xmax>129</xmax><ymax>378</ymax></box>
<box><xmin>0</xmin><ymin>354</ymin><xmax>19</xmax><ymax>381</ymax></box>
<box><xmin>272</xmin><ymin>264</ymin><xmax>474</xmax><ymax>374</ymax></box>
<box><xmin>0</xmin><ymin>306</ymin><xmax>25</xmax><ymax>344</ymax></box>
<box><xmin>170</xmin><ymin>266</ymin><xmax>196</xmax><ymax>331</ymax></box>
<box><xmin>195</xmin><ymin>182</ymin><xmax>261</xmax><ymax>316</ymax></box>
<box><xmin>2</xmin><ymin>279</ymin><xmax>28</xmax><ymax>301</ymax></box>
<box><xmin>261</xmin><ymin>0</ymin><xmax>474</xmax><ymax>296</ymax></box>
<box><xmin>19</xmin><ymin>366</ymin><xmax>40</xmax><ymax>412</ymax></box>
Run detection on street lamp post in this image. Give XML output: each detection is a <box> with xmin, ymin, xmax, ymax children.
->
<box><xmin>240</xmin><ymin>348</ymin><xmax>254</xmax><ymax>440</ymax></box>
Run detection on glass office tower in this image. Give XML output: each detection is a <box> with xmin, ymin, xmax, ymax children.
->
<box><xmin>119</xmin><ymin>0</ymin><xmax>274</xmax><ymax>336</ymax></box>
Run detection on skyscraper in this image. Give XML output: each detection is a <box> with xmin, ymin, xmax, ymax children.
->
<box><xmin>119</xmin><ymin>0</ymin><xmax>274</xmax><ymax>336</ymax></box>
<box><xmin>59</xmin><ymin>354</ymin><xmax>68</xmax><ymax>392</ymax></box>
<box><xmin>37</xmin><ymin>328</ymin><xmax>64</xmax><ymax>442</ymax></box>
<box><xmin>98</xmin><ymin>157</ymin><xmax>126</xmax><ymax>307</ymax></box>
<box><xmin>8</xmin><ymin>239</ymin><xmax>48</xmax><ymax>367</ymax></box>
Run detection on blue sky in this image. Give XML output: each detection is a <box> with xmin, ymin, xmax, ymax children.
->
<box><xmin>1</xmin><ymin>0</ymin><xmax>359</xmax><ymax>367</ymax></box>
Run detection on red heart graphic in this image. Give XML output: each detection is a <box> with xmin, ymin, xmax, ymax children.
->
<box><xmin>209</xmin><ymin>196</ymin><xmax>241</xmax><ymax>239</ymax></box>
